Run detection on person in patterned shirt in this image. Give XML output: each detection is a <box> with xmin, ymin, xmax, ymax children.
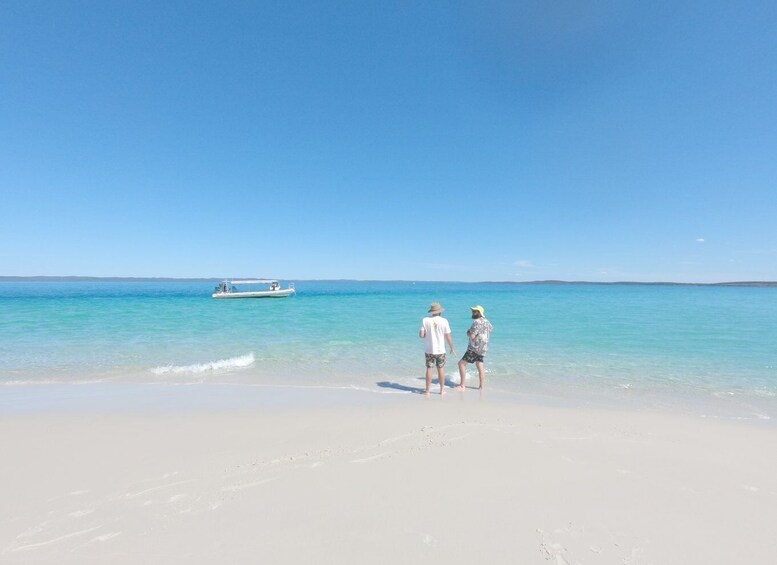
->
<box><xmin>457</xmin><ymin>305</ymin><xmax>493</xmax><ymax>391</ymax></box>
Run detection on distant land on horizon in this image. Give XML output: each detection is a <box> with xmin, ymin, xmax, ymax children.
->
<box><xmin>1</xmin><ymin>276</ymin><xmax>776</xmax><ymax>287</ymax></box>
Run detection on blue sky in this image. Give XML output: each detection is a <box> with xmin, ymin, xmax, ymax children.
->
<box><xmin>2</xmin><ymin>1</ymin><xmax>776</xmax><ymax>282</ymax></box>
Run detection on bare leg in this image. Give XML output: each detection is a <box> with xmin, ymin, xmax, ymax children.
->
<box><xmin>438</xmin><ymin>366</ymin><xmax>446</xmax><ymax>395</ymax></box>
<box><xmin>476</xmin><ymin>361</ymin><xmax>485</xmax><ymax>390</ymax></box>
<box><xmin>457</xmin><ymin>359</ymin><xmax>468</xmax><ymax>390</ymax></box>
<box><xmin>425</xmin><ymin>366</ymin><xmax>432</xmax><ymax>396</ymax></box>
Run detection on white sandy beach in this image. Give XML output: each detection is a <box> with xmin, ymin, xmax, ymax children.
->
<box><xmin>2</xmin><ymin>389</ymin><xmax>776</xmax><ymax>564</ymax></box>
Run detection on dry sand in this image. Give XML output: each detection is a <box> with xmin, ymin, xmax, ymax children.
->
<box><xmin>2</xmin><ymin>391</ymin><xmax>776</xmax><ymax>564</ymax></box>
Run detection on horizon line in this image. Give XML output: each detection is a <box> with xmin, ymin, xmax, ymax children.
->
<box><xmin>1</xmin><ymin>276</ymin><xmax>776</xmax><ymax>287</ymax></box>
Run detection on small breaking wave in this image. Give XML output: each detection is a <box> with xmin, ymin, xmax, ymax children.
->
<box><xmin>151</xmin><ymin>353</ymin><xmax>255</xmax><ymax>375</ymax></box>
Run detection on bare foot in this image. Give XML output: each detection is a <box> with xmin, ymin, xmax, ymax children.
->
<box><xmin>424</xmin><ymin>390</ymin><xmax>430</xmax><ymax>397</ymax></box>
<box><xmin>455</xmin><ymin>385</ymin><xmax>465</xmax><ymax>391</ymax></box>
<box><xmin>440</xmin><ymin>389</ymin><xmax>446</xmax><ymax>396</ymax></box>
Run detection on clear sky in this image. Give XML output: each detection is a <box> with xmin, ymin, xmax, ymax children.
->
<box><xmin>2</xmin><ymin>1</ymin><xmax>776</xmax><ymax>282</ymax></box>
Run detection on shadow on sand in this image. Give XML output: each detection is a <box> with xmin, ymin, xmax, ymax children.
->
<box><xmin>376</xmin><ymin>381</ymin><xmax>425</xmax><ymax>394</ymax></box>
<box><xmin>376</xmin><ymin>378</ymin><xmax>455</xmax><ymax>395</ymax></box>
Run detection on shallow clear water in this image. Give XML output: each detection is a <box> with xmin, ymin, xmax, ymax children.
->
<box><xmin>2</xmin><ymin>281</ymin><xmax>776</xmax><ymax>419</ymax></box>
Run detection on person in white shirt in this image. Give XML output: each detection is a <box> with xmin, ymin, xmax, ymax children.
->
<box><xmin>419</xmin><ymin>302</ymin><xmax>456</xmax><ymax>396</ymax></box>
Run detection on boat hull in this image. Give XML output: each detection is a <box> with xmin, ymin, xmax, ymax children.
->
<box><xmin>212</xmin><ymin>288</ymin><xmax>295</xmax><ymax>299</ymax></box>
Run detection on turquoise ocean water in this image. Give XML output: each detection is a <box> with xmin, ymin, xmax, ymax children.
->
<box><xmin>1</xmin><ymin>281</ymin><xmax>776</xmax><ymax>420</ymax></box>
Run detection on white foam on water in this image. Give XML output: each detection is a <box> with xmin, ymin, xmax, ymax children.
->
<box><xmin>150</xmin><ymin>353</ymin><xmax>255</xmax><ymax>375</ymax></box>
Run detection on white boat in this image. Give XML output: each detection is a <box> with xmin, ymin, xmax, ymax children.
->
<box><xmin>212</xmin><ymin>279</ymin><xmax>295</xmax><ymax>299</ymax></box>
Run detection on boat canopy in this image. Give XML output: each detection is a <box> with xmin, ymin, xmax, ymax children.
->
<box><xmin>226</xmin><ymin>279</ymin><xmax>278</xmax><ymax>285</ymax></box>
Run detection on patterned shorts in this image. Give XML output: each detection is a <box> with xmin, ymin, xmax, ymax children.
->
<box><xmin>461</xmin><ymin>348</ymin><xmax>485</xmax><ymax>364</ymax></box>
<box><xmin>425</xmin><ymin>353</ymin><xmax>446</xmax><ymax>368</ymax></box>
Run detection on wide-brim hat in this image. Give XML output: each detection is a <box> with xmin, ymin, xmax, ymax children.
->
<box><xmin>470</xmin><ymin>305</ymin><xmax>485</xmax><ymax>316</ymax></box>
<box><xmin>428</xmin><ymin>302</ymin><xmax>444</xmax><ymax>314</ymax></box>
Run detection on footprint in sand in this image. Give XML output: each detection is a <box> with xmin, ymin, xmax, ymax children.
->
<box><xmin>11</xmin><ymin>525</ymin><xmax>103</xmax><ymax>552</ymax></box>
<box><xmin>46</xmin><ymin>490</ymin><xmax>89</xmax><ymax>502</ymax></box>
<box><xmin>123</xmin><ymin>478</ymin><xmax>196</xmax><ymax>499</ymax></box>
<box><xmin>537</xmin><ymin>529</ymin><xmax>570</xmax><ymax>564</ymax></box>
<box><xmin>421</xmin><ymin>533</ymin><xmax>437</xmax><ymax>547</ymax></box>
<box><xmin>221</xmin><ymin>477</ymin><xmax>277</xmax><ymax>492</ymax></box>
<box><xmin>350</xmin><ymin>452</ymin><xmax>390</xmax><ymax>464</ymax></box>
<box><xmin>91</xmin><ymin>532</ymin><xmax>121</xmax><ymax>543</ymax></box>
<box><xmin>67</xmin><ymin>509</ymin><xmax>95</xmax><ymax>518</ymax></box>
